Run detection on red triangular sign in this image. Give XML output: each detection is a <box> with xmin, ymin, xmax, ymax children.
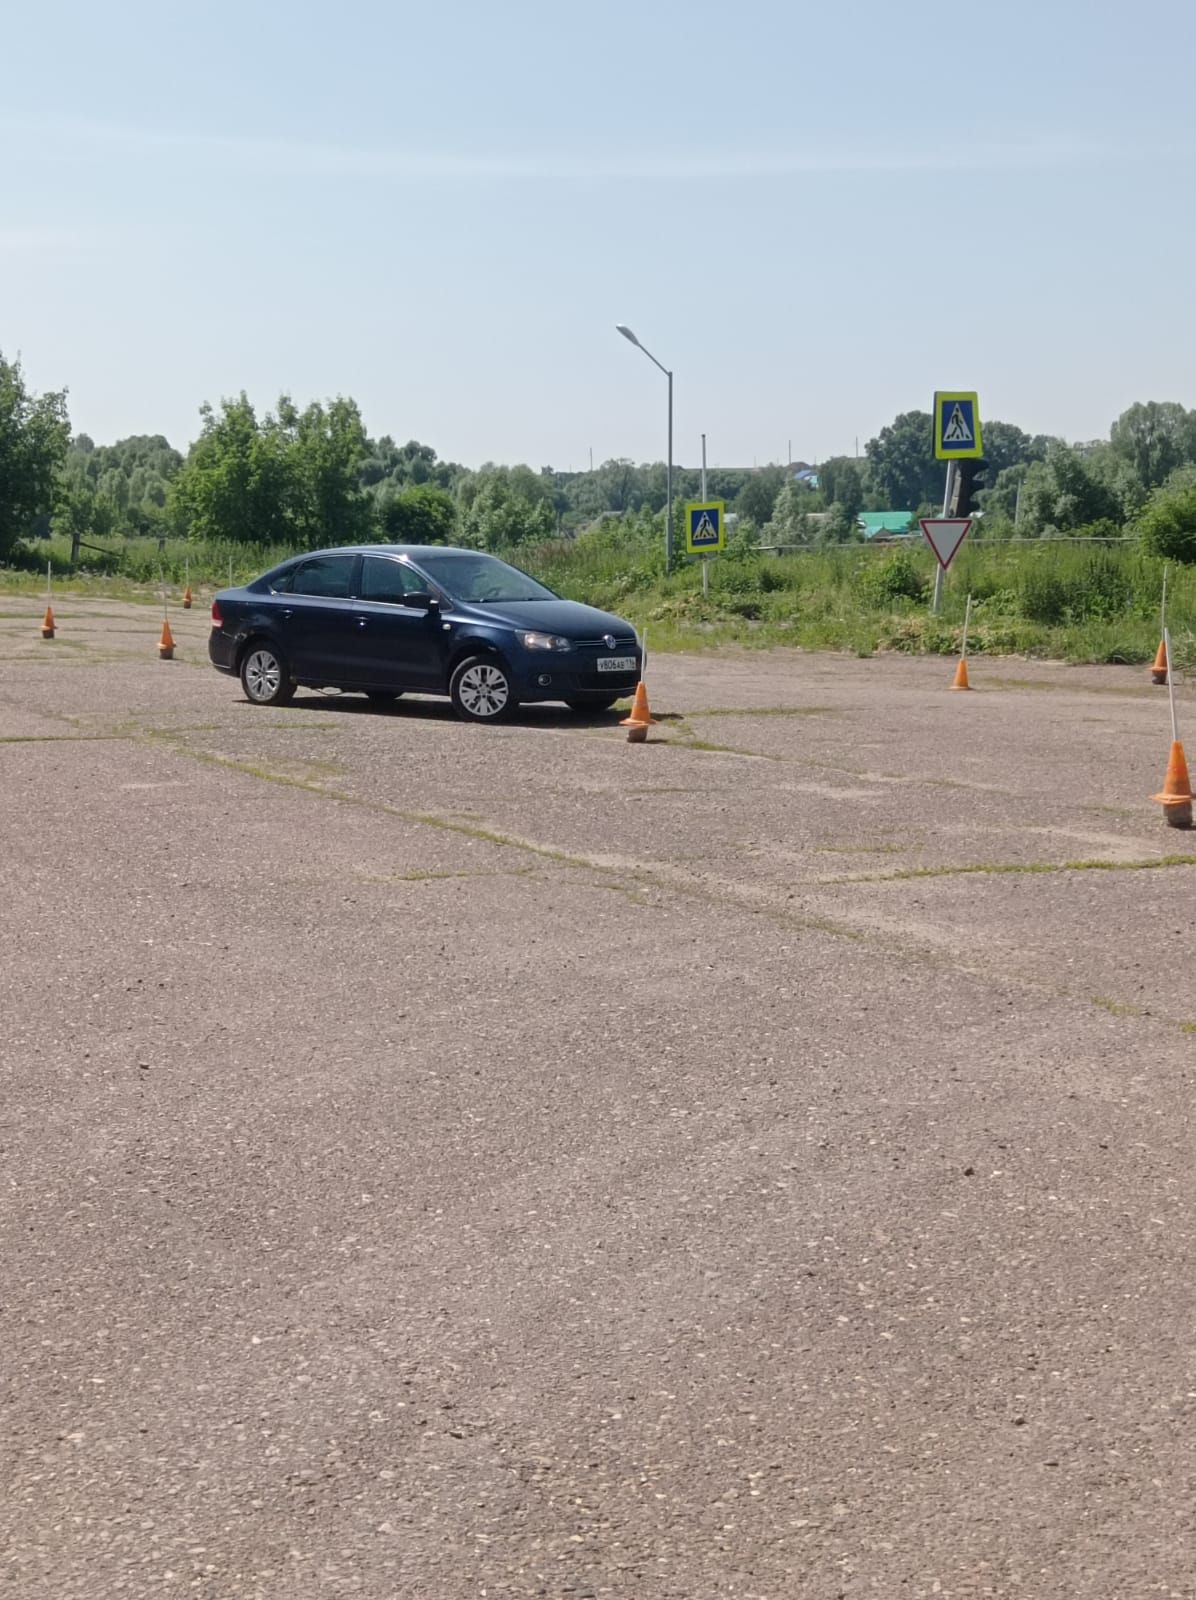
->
<box><xmin>919</xmin><ymin>517</ymin><xmax>972</xmax><ymax>569</ymax></box>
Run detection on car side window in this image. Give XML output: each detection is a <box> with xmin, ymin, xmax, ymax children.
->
<box><xmin>360</xmin><ymin>557</ymin><xmax>427</xmax><ymax>605</ymax></box>
<box><xmin>289</xmin><ymin>555</ymin><xmax>357</xmax><ymax>598</ymax></box>
<box><xmin>269</xmin><ymin>568</ymin><xmax>294</xmax><ymax>593</ymax></box>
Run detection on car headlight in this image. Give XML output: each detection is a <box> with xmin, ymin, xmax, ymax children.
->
<box><xmin>518</xmin><ymin>631</ymin><xmax>572</xmax><ymax>652</ymax></box>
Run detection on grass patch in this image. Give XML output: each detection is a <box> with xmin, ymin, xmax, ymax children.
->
<box><xmin>5</xmin><ymin>531</ymin><xmax>1195</xmax><ymax>666</ymax></box>
<box><xmin>1091</xmin><ymin>995</ymin><xmax>1144</xmax><ymax>1018</ymax></box>
<box><xmin>839</xmin><ymin>854</ymin><xmax>1196</xmax><ymax>883</ymax></box>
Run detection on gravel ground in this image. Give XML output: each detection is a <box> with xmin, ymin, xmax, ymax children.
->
<box><xmin>1</xmin><ymin>595</ymin><xmax>1194</xmax><ymax>1599</ymax></box>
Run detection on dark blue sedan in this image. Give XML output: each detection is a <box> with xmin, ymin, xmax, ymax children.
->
<box><xmin>208</xmin><ymin>545</ymin><xmax>643</xmax><ymax>722</ymax></box>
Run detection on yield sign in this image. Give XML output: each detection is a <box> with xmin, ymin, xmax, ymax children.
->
<box><xmin>919</xmin><ymin>517</ymin><xmax>972</xmax><ymax>570</ymax></box>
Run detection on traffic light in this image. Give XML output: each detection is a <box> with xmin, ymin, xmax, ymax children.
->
<box><xmin>948</xmin><ymin>458</ymin><xmax>989</xmax><ymax>517</ymax></box>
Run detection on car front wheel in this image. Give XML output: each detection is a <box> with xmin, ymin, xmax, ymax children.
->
<box><xmin>450</xmin><ymin>655</ymin><xmax>516</xmax><ymax>723</ymax></box>
<box><xmin>240</xmin><ymin>641</ymin><xmax>295</xmax><ymax>706</ymax></box>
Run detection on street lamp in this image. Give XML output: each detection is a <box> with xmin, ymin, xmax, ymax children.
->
<box><xmin>615</xmin><ymin>323</ymin><xmax>673</xmax><ymax>570</ymax></box>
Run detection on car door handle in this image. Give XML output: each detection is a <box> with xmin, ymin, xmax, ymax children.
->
<box><xmin>355</xmin><ymin>615</ymin><xmax>369</xmax><ymax>629</ymax></box>
<box><xmin>280</xmin><ymin>608</ymin><xmax>293</xmax><ymax>621</ymax></box>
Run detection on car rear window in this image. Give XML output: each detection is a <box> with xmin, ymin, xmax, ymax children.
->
<box><xmin>289</xmin><ymin>555</ymin><xmax>357</xmax><ymax>598</ymax></box>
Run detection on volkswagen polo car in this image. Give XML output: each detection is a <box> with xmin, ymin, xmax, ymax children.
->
<box><xmin>208</xmin><ymin>545</ymin><xmax>642</xmax><ymax>722</ymax></box>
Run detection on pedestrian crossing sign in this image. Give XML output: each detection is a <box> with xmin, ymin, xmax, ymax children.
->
<box><xmin>934</xmin><ymin>392</ymin><xmax>983</xmax><ymax>460</ymax></box>
<box><xmin>685</xmin><ymin>499</ymin><xmax>726</xmax><ymax>554</ymax></box>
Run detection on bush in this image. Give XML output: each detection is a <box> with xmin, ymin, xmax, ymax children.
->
<box><xmin>1138</xmin><ymin>469</ymin><xmax>1196</xmax><ymax>563</ymax></box>
<box><xmin>857</xmin><ymin>551</ymin><xmax>927</xmax><ymax>607</ymax></box>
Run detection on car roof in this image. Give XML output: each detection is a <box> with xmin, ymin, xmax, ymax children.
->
<box><xmin>285</xmin><ymin>545</ymin><xmax>487</xmax><ymax>561</ymax></box>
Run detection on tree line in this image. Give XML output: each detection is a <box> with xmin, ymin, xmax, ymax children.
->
<box><xmin>3</xmin><ymin>350</ymin><xmax>1196</xmax><ymax>565</ymax></box>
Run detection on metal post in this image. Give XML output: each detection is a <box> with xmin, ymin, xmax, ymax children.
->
<box><xmin>933</xmin><ymin>460</ymin><xmax>957</xmax><ymax>614</ymax></box>
<box><xmin>665</xmin><ymin>368</ymin><xmax>673</xmax><ymax>571</ymax></box>
<box><xmin>701</xmin><ymin>433</ymin><xmax>709</xmax><ymax>597</ymax></box>
<box><xmin>614</xmin><ymin>326</ymin><xmax>673</xmax><ymax>572</ymax></box>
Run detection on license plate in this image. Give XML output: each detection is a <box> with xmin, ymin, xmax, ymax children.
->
<box><xmin>596</xmin><ymin>656</ymin><xmax>636</xmax><ymax>672</ymax></box>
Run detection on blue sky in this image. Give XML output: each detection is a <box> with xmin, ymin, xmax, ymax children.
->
<box><xmin>3</xmin><ymin>0</ymin><xmax>1194</xmax><ymax>468</ymax></box>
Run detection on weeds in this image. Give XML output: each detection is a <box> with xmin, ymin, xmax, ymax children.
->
<box><xmin>4</xmin><ymin>528</ymin><xmax>1194</xmax><ymax>666</ymax></box>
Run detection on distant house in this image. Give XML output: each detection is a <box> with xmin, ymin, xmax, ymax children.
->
<box><xmin>857</xmin><ymin>511</ymin><xmax>915</xmax><ymax>542</ymax></box>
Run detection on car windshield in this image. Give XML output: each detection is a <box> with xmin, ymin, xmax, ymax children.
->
<box><xmin>414</xmin><ymin>553</ymin><xmax>557</xmax><ymax>604</ymax></box>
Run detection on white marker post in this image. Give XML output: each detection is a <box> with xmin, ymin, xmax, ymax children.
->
<box><xmin>700</xmin><ymin>433</ymin><xmax>710</xmax><ymax>599</ymax></box>
<box><xmin>961</xmin><ymin>593</ymin><xmax>973</xmax><ymax>660</ymax></box>
<box><xmin>932</xmin><ymin>462</ymin><xmax>957</xmax><ymax>614</ymax></box>
<box><xmin>1165</xmin><ymin>627</ymin><xmax>1179</xmax><ymax>745</ymax></box>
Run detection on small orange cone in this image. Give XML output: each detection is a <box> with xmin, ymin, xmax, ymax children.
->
<box><xmin>182</xmin><ymin>585</ymin><xmax>193</xmax><ymax>610</ymax></box>
<box><xmin>158</xmin><ymin>618</ymin><xmax>176</xmax><ymax>660</ymax></box>
<box><xmin>1150</xmin><ymin>639</ymin><xmax>1169</xmax><ymax>684</ymax></box>
<box><xmin>952</xmin><ymin>656</ymin><xmax>971</xmax><ymax>691</ymax></box>
<box><xmin>41</xmin><ymin>605</ymin><xmax>55</xmax><ymax>640</ymax></box>
<box><xmin>619</xmin><ymin>681</ymin><xmax>655</xmax><ymax>744</ymax></box>
<box><xmin>1153</xmin><ymin>740</ymin><xmax>1193</xmax><ymax>829</ymax></box>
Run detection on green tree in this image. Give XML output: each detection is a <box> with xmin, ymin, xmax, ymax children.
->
<box><xmin>820</xmin><ymin>456</ymin><xmax>865</xmax><ymax>527</ymax></box>
<box><xmin>864</xmin><ymin>411</ymin><xmax>941</xmax><ymax>510</ymax></box>
<box><xmin>169</xmin><ymin>395</ymin><xmax>293</xmax><ymax>545</ymax></box>
<box><xmin>0</xmin><ymin>353</ymin><xmax>70</xmax><ymax>559</ymax></box>
<box><xmin>1019</xmin><ymin>443</ymin><xmax>1122</xmax><ymax>535</ymax></box>
<box><xmin>762</xmin><ymin>480</ymin><xmax>815</xmax><ymax>544</ymax></box>
<box><xmin>458</xmin><ymin>465</ymin><xmax>556</xmax><ymax>549</ymax></box>
<box><xmin>1110</xmin><ymin>401</ymin><xmax>1196</xmax><ymax>493</ymax></box>
<box><xmin>380</xmin><ymin>483</ymin><xmax>457</xmax><ymax>544</ymax></box>
<box><xmin>979</xmin><ymin>419</ymin><xmax>1051</xmax><ymax>481</ymax></box>
<box><xmin>279</xmin><ymin>395</ymin><xmax>373</xmax><ymax>549</ymax></box>
<box><xmin>735</xmin><ymin>465</ymin><xmax>787</xmax><ymax>528</ymax></box>
<box><xmin>1137</xmin><ymin>466</ymin><xmax>1196</xmax><ymax>563</ymax></box>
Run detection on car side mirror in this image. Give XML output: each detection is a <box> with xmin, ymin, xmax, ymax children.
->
<box><xmin>401</xmin><ymin>591</ymin><xmax>439</xmax><ymax>610</ymax></box>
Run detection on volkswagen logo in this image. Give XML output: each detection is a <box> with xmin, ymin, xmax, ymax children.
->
<box><xmin>603</xmin><ymin>633</ymin><xmax>616</xmax><ymax>650</ymax></box>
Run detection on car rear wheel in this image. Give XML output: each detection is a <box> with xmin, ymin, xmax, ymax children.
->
<box><xmin>565</xmin><ymin>695</ymin><xmax>619</xmax><ymax>713</ymax></box>
<box><xmin>241</xmin><ymin>642</ymin><xmax>294</xmax><ymax>706</ymax></box>
<box><xmin>450</xmin><ymin>655</ymin><xmax>516</xmax><ymax>723</ymax></box>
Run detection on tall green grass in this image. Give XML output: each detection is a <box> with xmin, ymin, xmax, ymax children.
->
<box><xmin>3</xmin><ymin>527</ymin><xmax>1193</xmax><ymax>665</ymax></box>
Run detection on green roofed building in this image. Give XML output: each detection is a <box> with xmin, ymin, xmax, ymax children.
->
<box><xmin>857</xmin><ymin>511</ymin><xmax>915</xmax><ymax>541</ymax></box>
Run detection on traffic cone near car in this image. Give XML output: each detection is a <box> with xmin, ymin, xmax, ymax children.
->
<box><xmin>41</xmin><ymin>605</ymin><xmax>55</xmax><ymax>640</ymax></box>
<box><xmin>1153</xmin><ymin>740</ymin><xmax>1193</xmax><ymax>829</ymax></box>
<box><xmin>1150</xmin><ymin>639</ymin><xmax>1169</xmax><ymax>684</ymax></box>
<box><xmin>158</xmin><ymin>618</ymin><xmax>176</xmax><ymax>660</ymax></box>
<box><xmin>620</xmin><ymin>681</ymin><xmax>655</xmax><ymax>744</ymax></box>
<box><xmin>952</xmin><ymin>656</ymin><xmax>971</xmax><ymax>691</ymax></box>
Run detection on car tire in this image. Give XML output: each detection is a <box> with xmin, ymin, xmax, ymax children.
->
<box><xmin>366</xmin><ymin>690</ymin><xmax>402</xmax><ymax>705</ymax></box>
<box><xmin>240</xmin><ymin>640</ymin><xmax>295</xmax><ymax>706</ymax></box>
<box><xmin>450</xmin><ymin>654</ymin><xmax>516</xmax><ymax>723</ymax></box>
<box><xmin>565</xmin><ymin>695</ymin><xmax>619</xmax><ymax>713</ymax></box>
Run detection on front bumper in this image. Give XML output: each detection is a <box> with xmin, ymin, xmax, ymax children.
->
<box><xmin>512</xmin><ymin>653</ymin><xmax>642</xmax><ymax>702</ymax></box>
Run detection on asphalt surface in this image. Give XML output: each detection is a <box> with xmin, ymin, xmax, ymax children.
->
<box><xmin>2</xmin><ymin>594</ymin><xmax>1194</xmax><ymax>1600</ymax></box>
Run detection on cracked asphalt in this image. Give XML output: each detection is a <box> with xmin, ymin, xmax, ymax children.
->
<box><xmin>2</xmin><ymin>594</ymin><xmax>1194</xmax><ymax>1600</ymax></box>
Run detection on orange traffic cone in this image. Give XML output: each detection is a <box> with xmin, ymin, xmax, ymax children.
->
<box><xmin>619</xmin><ymin>681</ymin><xmax>655</xmax><ymax>744</ymax></box>
<box><xmin>1150</xmin><ymin>639</ymin><xmax>1169</xmax><ymax>684</ymax></box>
<box><xmin>182</xmin><ymin>585</ymin><xmax>193</xmax><ymax>610</ymax></box>
<box><xmin>952</xmin><ymin>656</ymin><xmax>971</xmax><ymax>691</ymax></box>
<box><xmin>1153</xmin><ymin>740</ymin><xmax>1193</xmax><ymax>829</ymax></box>
<box><xmin>41</xmin><ymin>605</ymin><xmax>55</xmax><ymax>640</ymax></box>
<box><xmin>158</xmin><ymin>618</ymin><xmax>176</xmax><ymax>660</ymax></box>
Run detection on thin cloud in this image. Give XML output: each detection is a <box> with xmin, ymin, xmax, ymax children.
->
<box><xmin>7</xmin><ymin>115</ymin><xmax>1118</xmax><ymax>181</ymax></box>
<box><xmin>0</xmin><ymin>225</ymin><xmax>101</xmax><ymax>260</ymax></box>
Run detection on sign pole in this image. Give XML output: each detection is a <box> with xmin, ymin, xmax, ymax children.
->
<box><xmin>701</xmin><ymin>433</ymin><xmax>709</xmax><ymax>598</ymax></box>
<box><xmin>933</xmin><ymin>462</ymin><xmax>956</xmax><ymax>614</ymax></box>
